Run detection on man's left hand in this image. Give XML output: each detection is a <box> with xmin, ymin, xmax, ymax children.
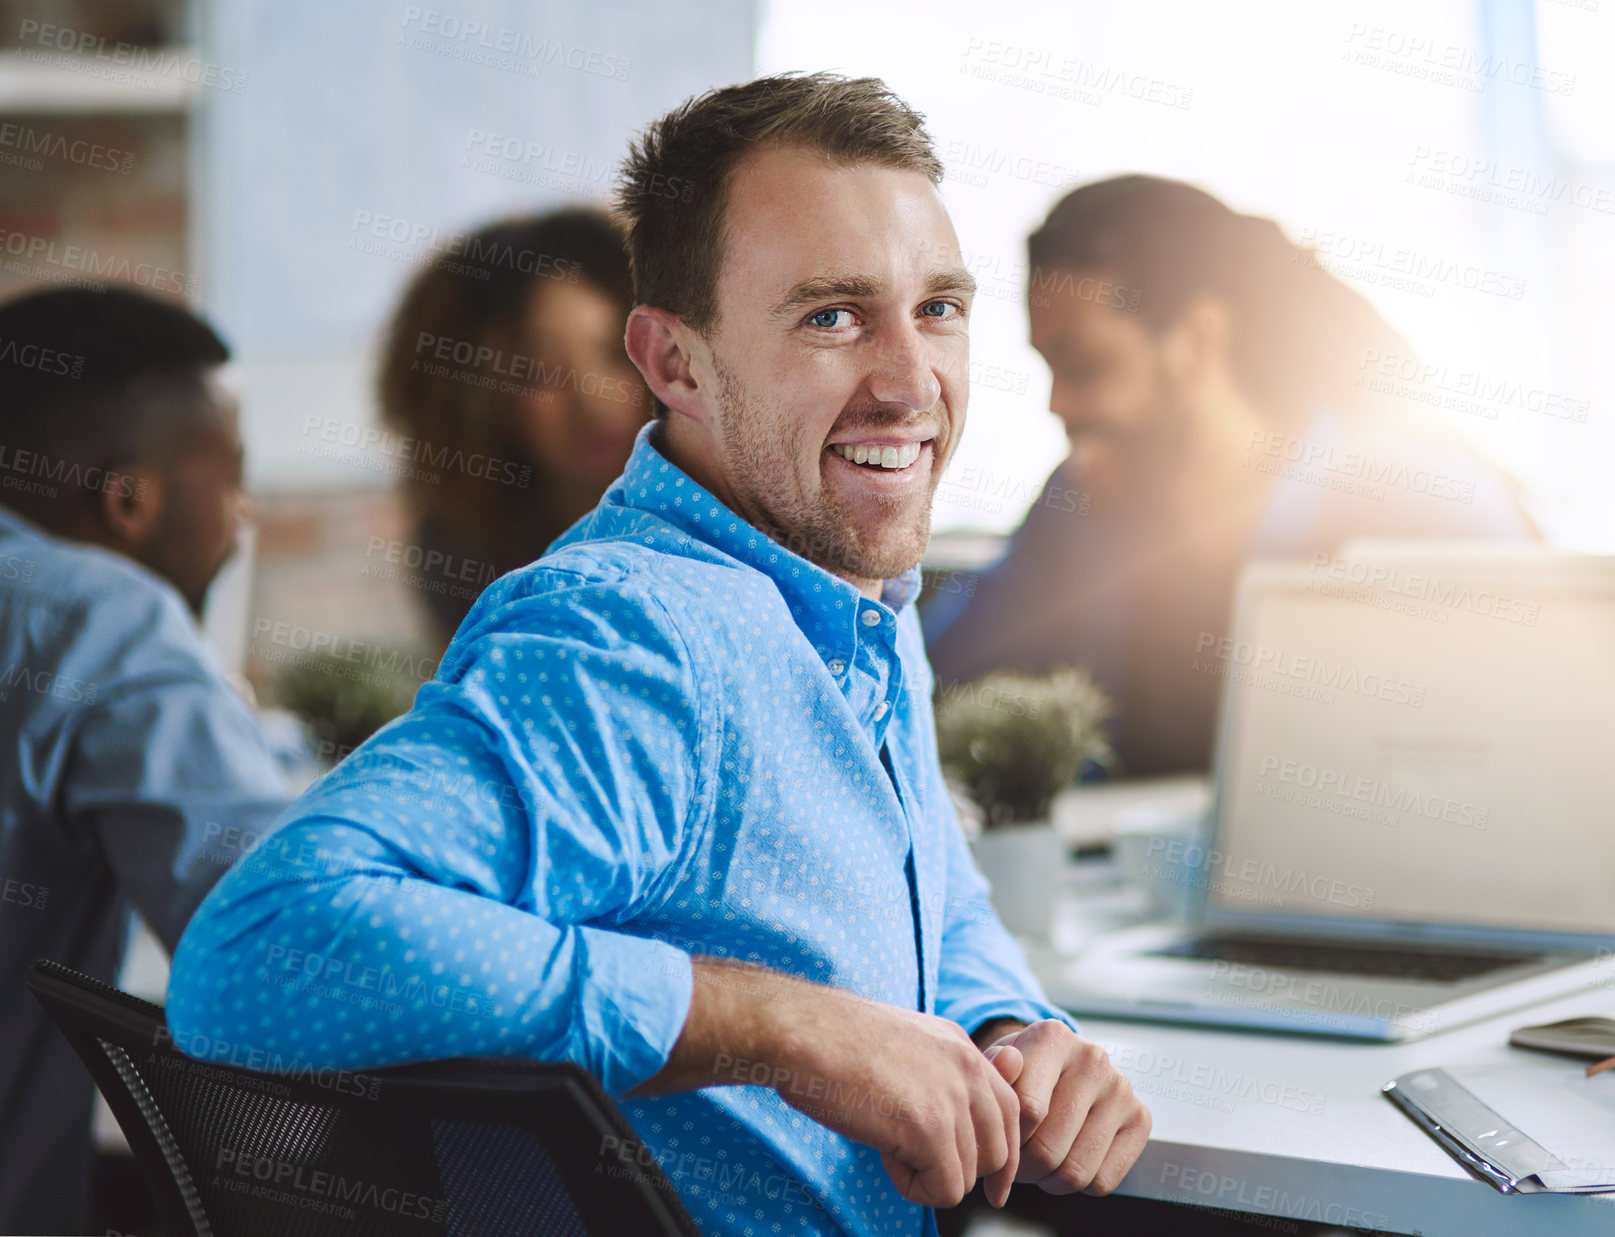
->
<box><xmin>978</xmin><ymin>1019</ymin><xmax>1151</xmax><ymax>1201</ymax></box>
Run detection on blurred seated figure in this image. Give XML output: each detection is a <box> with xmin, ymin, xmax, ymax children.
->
<box><xmin>924</xmin><ymin>175</ymin><xmax>1536</xmax><ymax>778</ymax></box>
<box><xmin>0</xmin><ymin>287</ymin><xmax>293</xmax><ymax>1234</ymax></box>
<box><xmin>378</xmin><ymin>209</ymin><xmax>650</xmax><ymax>648</ymax></box>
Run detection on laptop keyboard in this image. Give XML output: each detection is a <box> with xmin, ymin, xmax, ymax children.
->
<box><xmin>1159</xmin><ymin>934</ymin><xmax>1543</xmax><ymax>983</ymax></box>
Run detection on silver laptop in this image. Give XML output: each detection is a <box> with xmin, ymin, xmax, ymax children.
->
<box><xmin>1043</xmin><ymin>546</ymin><xmax>1615</xmax><ymax>1041</ymax></box>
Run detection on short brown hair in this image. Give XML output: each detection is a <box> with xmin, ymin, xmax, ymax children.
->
<box><xmin>616</xmin><ymin>72</ymin><xmax>943</xmax><ymax>409</ymax></box>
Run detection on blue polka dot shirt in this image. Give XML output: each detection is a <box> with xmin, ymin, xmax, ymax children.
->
<box><xmin>167</xmin><ymin>422</ymin><xmax>1079</xmax><ymax>1237</ymax></box>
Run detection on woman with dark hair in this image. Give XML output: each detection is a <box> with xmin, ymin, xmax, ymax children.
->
<box><xmin>378</xmin><ymin>209</ymin><xmax>650</xmax><ymax>646</ymax></box>
<box><xmin>924</xmin><ymin>175</ymin><xmax>1536</xmax><ymax>777</ymax></box>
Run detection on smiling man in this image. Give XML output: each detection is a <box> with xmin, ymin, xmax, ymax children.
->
<box><xmin>632</xmin><ymin>138</ymin><xmax>961</xmax><ymax>592</ymax></box>
<box><xmin>166</xmin><ymin>73</ymin><xmax>1149</xmax><ymax>1237</ymax></box>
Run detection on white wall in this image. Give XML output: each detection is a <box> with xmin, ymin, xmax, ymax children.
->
<box><xmin>197</xmin><ymin>0</ymin><xmax>757</xmax><ymax>494</ymax></box>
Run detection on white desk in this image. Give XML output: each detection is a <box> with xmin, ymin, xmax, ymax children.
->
<box><xmin>1022</xmin><ymin>779</ymin><xmax>1615</xmax><ymax>1234</ymax></box>
<box><xmin>1024</xmin><ymin>938</ymin><xmax>1615</xmax><ymax>1234</ymax></box>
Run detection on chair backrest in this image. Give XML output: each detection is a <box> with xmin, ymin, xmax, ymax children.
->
<box><xmin>28</xmin><ymin>959</ymin><xmax>703</xmax><ymax>1237</ymax></box>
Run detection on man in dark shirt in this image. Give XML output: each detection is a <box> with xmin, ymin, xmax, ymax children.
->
<box><xmin>0</xmin><ymin>287</ymin><xmax>291</xmax><ymax>1234</ymax></box>
<box><xmin>925</xmin><ymin>176</ymin><xmax>1535</xmax><ymax>776</ymax></box>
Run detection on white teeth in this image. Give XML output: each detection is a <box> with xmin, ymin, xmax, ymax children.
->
<box><xmin>833</xmin><ymin>442</ymin><xmax>923</xmax><ymax>469</ymax></box>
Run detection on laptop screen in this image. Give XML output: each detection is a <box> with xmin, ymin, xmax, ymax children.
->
<box><xmin>1206</xmin><ymin>553</ymin><xmax>1615</xmax><ymax>938</ymax></box>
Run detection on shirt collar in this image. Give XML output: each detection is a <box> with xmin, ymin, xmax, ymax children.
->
<box><xmin>609</xmin><ymin>422</ymin><xmax>923</xmax><ymax>655</ymax></box>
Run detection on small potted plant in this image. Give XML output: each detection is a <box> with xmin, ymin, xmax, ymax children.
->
<box><xmin>272</xmin><ymin>648</ymin><xmax>425</xmax><ymax>767</ymax></box>
<box><xmin>935</xmin><ymin>666</ymin><xmax>1112</xmax><ymax>937</ymax></box>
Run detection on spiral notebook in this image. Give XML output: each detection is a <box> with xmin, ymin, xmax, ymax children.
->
<box><xmin>1384</xmin><ymin>1057</ymin><xmax>1615</xmax><ymax>1193</ymax></box>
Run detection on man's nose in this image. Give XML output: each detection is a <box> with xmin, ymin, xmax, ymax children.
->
<box><xmin>866</xmin><ymin>322</ymin><xmax>942</xmax><ymax>411</ymax></box>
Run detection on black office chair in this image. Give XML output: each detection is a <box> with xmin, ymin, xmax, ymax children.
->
<box><xmin>28</xmin><ymin>959</ymin><xmax>703</xmax><ymax>1237</ymax></box>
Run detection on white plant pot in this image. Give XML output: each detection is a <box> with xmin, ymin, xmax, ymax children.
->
<box><xmin>969</xmin><ymin>821</ymin><xmax>1067</xmax><ymax>939</ymax></box>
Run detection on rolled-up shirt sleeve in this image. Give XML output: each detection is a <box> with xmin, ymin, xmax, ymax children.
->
<box><xmin>165</xmin><ymin>571</ymin><xmax>714</xmax><ymax>1096</ymax></box>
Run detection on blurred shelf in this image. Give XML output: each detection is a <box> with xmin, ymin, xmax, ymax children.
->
<box><xmin>0</xmin><ymin>47</ymin><xmax>199</xmax><ymax>113</ymax></box>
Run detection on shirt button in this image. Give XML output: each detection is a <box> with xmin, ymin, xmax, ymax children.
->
<box><xmin>873</xmin><ymin>701</ymin><xmax>890</xmax><ymax>720</ymax></box>
<box><xmin>827</xmin><ymin>658</ymin><xmax>845</xmax><ymax>676</ymax></box>
<box><xmin>860</xmin><ymin>609</ymin><xmax>882</xmax><ymax>627</ymax></box>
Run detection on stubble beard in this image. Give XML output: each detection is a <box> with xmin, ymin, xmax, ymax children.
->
<box><xmin>713</xmin><ymin>360</ymin><xmax>933</xmax><ymax>584</ymax></box>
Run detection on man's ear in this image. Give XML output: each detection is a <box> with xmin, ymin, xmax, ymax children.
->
<box><xmin>625</xmin><ymin>305</ymin><xmax>709</xmax><ymax>423</ymax></box>
<box><xmin>96</xmin><ymin>465</ymin><xmax>166</xmax><ymax>551</ymax></box>
<box><xmin>1159</xmin><ymin>292</ymin><xmax>1234</xmax><ymax>389</ymax></box>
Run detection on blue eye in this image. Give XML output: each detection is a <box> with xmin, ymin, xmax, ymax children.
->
<box><xmin>921</xmin><ymin>300</ymin><xmax>958</xmax><ymax>319</ymax></box>
<box><xmin>808</xmin><ymin>308</ymin><xmax>850</xmax><ymax>329</ymax></box>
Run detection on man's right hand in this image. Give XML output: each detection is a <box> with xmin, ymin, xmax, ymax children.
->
<box><xmin>768</xmin><ymin>981</ymin><xmax>1021</xmax><ymax>1209</ymax></box>
<box><xmin>631</xmin><ymin>957</ymin><xmax>1020</xmax><ymax>1209</ymax></box>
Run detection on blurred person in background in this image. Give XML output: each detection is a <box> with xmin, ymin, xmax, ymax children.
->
<box><xmin>924</xmin><ymin>175</ymin><xmax>1537</xmax><ymax>778</ymax></box>
<box><xmin>377</xmin><ymin>208</ymin><xmax>650</xmax><ymax>648</ymax></box>
<box><xmin>0</xmin><ymin>286</ymin><xmax>293</xmax><ymax>1234</ymax></box>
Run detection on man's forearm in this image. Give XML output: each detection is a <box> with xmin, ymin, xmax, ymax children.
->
<box><xmin>629</xmin><ymin>958</ymin><xmax>1034</xmax><ymax>1100</ymax></box>
<box><xmin>628</xmin><ymin>954</ymin><xmax>1029</xmax><ymax>1212</ymax></box>
<box><xmin>626</xmin><ymin>955</ymin><xmax>817</xmax><ymax>1096</ymax></box>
